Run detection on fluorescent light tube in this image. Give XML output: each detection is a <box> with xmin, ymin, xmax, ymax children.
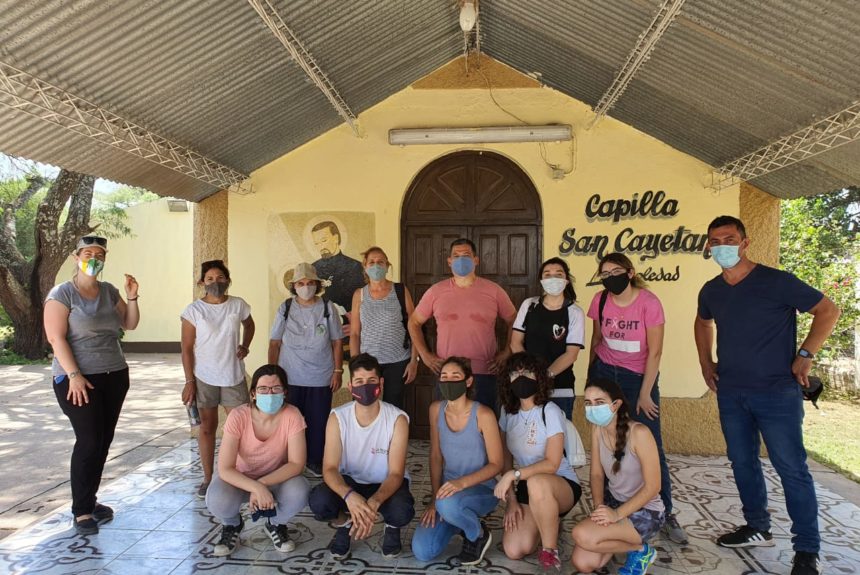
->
<box><xmin>389</xmin><ymin>125</ymin><xmax>572</xmax><ymax>145</ymax></box>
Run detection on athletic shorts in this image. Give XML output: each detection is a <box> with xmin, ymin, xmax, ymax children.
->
<box><xmin>515</xmin><ymin>476</ymin><xmax>582</xmax><ymax>517</ymax></box>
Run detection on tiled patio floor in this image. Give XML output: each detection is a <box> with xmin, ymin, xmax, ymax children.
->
<box><xmin>0</xmin><ymin>440</ymin><xmax>857</xmax><ymax>575</ymax></box>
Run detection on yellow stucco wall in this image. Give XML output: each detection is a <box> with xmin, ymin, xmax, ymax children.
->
<box><xmin>739</xmin><ymin>182</ymin><xmax>780</xmax><ymax>268</ymax></box>
<box><xmin>228</xmin><ymin>75</ymin><xmax>741</xmax><ymax>402</ymax></box>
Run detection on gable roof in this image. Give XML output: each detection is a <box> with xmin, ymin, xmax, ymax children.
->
<box><xmin>1</xmin><ymin>0</ymin><xmax>857</xmax><ymax>200</ymax></box>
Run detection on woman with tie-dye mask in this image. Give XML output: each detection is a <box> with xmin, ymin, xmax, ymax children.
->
<box><xmin>43</xmin><ymin>236</ymin><xmax>140</xmax><ymax>535</ymax></box>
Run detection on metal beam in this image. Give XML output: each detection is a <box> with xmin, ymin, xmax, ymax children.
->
<box><xmin>710</xmin><ymin>100</ymin><xmax>860</xmax><ymax>191</ymax></box>
<box><xmin>589</xmin><ymin>0</ymin><xmax>686</xmax><ymax>129</ymax></box>
<box><xmin>247</xmin><ymin>0</ymin><xmax>359</xmax><ymax>136</ymax></box>
<box><xmin>0</xmin><ymin>61</ymin><xmax>251</xmax><ymax>194</ymax></box>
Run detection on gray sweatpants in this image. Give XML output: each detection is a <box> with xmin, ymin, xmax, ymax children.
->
<box><xmin>206</xmin><ymin>473</ymin><xmax>310</xmax><ymax>527</ymax></box>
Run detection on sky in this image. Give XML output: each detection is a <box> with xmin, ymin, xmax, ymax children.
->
<box><xmin>0</xmin><ymin>153</ymin><xmax>123</xmax><ymax>195</ymax></box>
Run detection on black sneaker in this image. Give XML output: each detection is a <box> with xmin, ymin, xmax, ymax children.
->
<box><xmin>74</xmin><ymin>516</ymin><xmax>99</xmax><ymax>536</ymax></box>
<box><xmin>329</xmin><ymin>523</ymin><xmax>351</xmax><ymax>559</ymax></box>
<box><xmin>791</xmin><ymin>552</ymin><xmax>821</xmax><ymax>575</ymax></box>
<box><xmin>264</xmin><ymin>522</ymin><xmax>296</xmax><ymax>553</ymax></box>
<box><xmin>458</xmin><ymin>521</ymin><xmax>492</xmax><ymax>566</ymax></box>
<box><xmin>92</xmin><ymin>503</ymin><xmax>114</xmax><ymax>524</ymax></box>
<box><xmin>306</xmin><ymin>463</ymin><xmax>323</xmax><ymax>477</ymax></box>
<box><xmin>716</xmin><ymin>525</ymin><xmax>774</xmax><ymax>548</ymax></box>
<box><xmin>213</xmin><ymin>518</ymin><xmax>244</xmax><ymax>557</ymax></box>
<box><xmin>381</xmin><ymin>524</ymin><xmax>402</xmax><ymax>558</ymax></box>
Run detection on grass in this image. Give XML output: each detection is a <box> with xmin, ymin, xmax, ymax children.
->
<box><xmin>803</xmin><ymin>397</ymin><xmax>860</xmax><ymax>483</ymax></box>
<box><xmin>0</xmin><ymin>326</ymin><xmax>50</xmax><ymax>365</ymax></box>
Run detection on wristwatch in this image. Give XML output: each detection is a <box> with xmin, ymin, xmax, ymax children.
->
<box><xmin>513</xmin><ymin>469</ymin><xmax>521</xmax><ymax>482</ymax></box>
<box><xmin>797</xmin><ymin>348</ymin><xmax>815</xmax><ymax>359</ymax></box>
<box><xmin>68</xmin><ymin>370</ymin><xmax>80</xmax><ymax>380</ymax></box>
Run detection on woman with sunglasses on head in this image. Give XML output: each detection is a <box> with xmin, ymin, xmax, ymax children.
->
<box><xmin>348</xmin><ymin>246</ymin><xmax>418</xmax><ymax>410</ymax></box>
<box><xmin>587</xmin><ymin>252</ymin><xmax>686</xmax><ymax>544</ymax></box>
<box><xmin>412</xmin><ymin>356</ymin><xmax>503</xmax><ymax>566</ymax></box>
<box><xmin>206</xmin><ymin>364</ymin><xmax>310</xmax><ymax>558</ymax></box>
<box><xmin>181</xmin><ymin>259</ymin><xmax>255</xmax><ymax>498</ymax></box>
<box><xmin>43</xmin><ymin>236</ymin><xmax>140</xmax><ymax>535</ymax></box>
<box><xmin>511</xmin><ymin>257</ymin><xmax>585</xmax><ymax>421</ymax></box>
<box><xmin>571</xmin><ymin>378</ymin><xmax>663</xmax><ymax>575</ymax></box>
<box><xmin>494</xmin><ymin>352</ymin><xmax>582</xmax><ymax>572</ymax></box>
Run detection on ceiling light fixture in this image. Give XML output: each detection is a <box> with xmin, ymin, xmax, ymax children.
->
<box><xmin>459</xmin><ymin>1</ymin><xmax>477</xmax><ymax>32</ymax></box>
<box><xmin>389</xmin><ymin>125</ymin><xmax>572</xmax><ymax>146</ymax></box>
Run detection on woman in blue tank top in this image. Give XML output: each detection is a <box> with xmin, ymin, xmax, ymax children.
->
<box><xmin>412</xmin><ymin>357</ymin><xmax>503</xmax><ymax>566</ymax></box>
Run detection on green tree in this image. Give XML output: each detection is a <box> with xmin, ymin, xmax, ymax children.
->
<box><xmin>780</xmin><ymin>190</ymin><xmax>859</xmax><ymax>360</ymax></box>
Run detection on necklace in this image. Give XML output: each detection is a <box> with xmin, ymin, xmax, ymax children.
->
<box><xmin>444</xmin><ymin>400</ymin><xmax>471</xmax><ymax>418</ymax></box>
<box><xmin>518</xmin><ymin>406</ymin><xmax>538</xmax><ymax>429</ymax></box>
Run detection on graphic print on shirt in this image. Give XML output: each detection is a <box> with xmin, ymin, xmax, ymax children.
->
<box><xmin>603</xmin><ymin>317</ymin><xmax>642</xmax><ymax>353</ymax></box>
<box><xmin>370</xmin><ymin>446</ymin><xmax>389</xmax><ymax>456</ymax></box>
<box><xmin>525</xmin><ymin>420</ymin><xmax>537</xmax><ymax>446</ymax></box>
<box><xmin>552</xmin><ymin>324</ymin><xmax>566</xmax><ymax>341</ymax></box>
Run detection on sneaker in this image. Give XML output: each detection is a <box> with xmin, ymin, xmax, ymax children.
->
<box><xmin>537</xmin><ymin>547</ymin><xmax>562</xmax><ymax>571</ymax></box>
<box><xmin>716</xmin><ymin>525</ymin><xmax>774</xmax><ymax>548</ymax></box>
<box><xmin>329</xmin><ymin>523</ymin><xmax>351</xmax><ymax>559</ymax></box>
<box><xmin>74</xmin><ymin>516</ymin><xmax>99</xmax><ymax>536</ymax></box>
<box><xmin>791</xmin><ymin>552</ymin><xmax>821</xmax><ymax>575</ymax></box>
<box><xmin>213</xmin><ymin>519</ymin><xmax>243</xmax><ymax>557</ymax></box>
<box><xmin>381</xmin><ymin>524</ymin><xmax>402</xmax><ymax>558</ymax></box>
<box><xmin>619</xmin><ymin>543</ymin><xmax>657</xmax><ymax>575</ymax></box>
<box><xmin>306</xmin><ymin>463</ymin><xmax>323</xmax><ymax>477</ymax></box>
<box><xmin>662</xmin><ymin>513</ymin><xmax>688</xmax><ymax>545</ymax></box>
<box><xmin>196</xmin><ymin>481</ymin><xmax>210</xmax><ymax>500</ymax></box>
<box><xmin>92</xmin><ymin>503</ymin><xmax>114</xmax><ymax>524</ymax></box>
<box><xmin>458</xmin><ymin>521</ymin><xmax>492</xmax><ymax>566</ymax></box>
<box><xmin>264</xmin><ymin>522</ymin><xmax>296</xmax><ymax>553</ymax></box>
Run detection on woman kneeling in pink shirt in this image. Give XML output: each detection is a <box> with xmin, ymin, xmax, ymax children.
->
<box><xmin>206</xmin><ymin>364</ymin><xmax>310</xmax><ymax>557</ymax></box>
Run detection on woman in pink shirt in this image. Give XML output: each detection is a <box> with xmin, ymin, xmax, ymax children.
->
<box><xmin>586</xmin><ymin>253</ymin><xmax>686</xmax><ymax>545</ymax></box>
<box><xmin>206</xmin><ymin>365</ymin><xmax>311</xmax><ymax>557</ymax></box>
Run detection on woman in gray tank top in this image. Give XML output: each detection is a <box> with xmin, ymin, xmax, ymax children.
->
<box><xmin>43</xmin><ymin>236</ymin><xmax>140</xmax><ymax>536</ymax></box>
<box><xmin>571</xmin><ymin>378</ymin><xmax>665</xmax><ymax>575</ymax></box>
<box><xmin>412</xmin><ymin>357</ymin><xmax>503</xmax><ymax>566</ymax></box>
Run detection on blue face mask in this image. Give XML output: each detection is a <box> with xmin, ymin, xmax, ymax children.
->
<box><xmin>710</xmin><ymin>245</ymin><xmax>741</xmax><ymax>269</ymax></box>
<box><xmin>585</xmin><ymin>404</ymin><xmax>616</xmax><ymax>427</ymax></box>
<box><xmin>256</xmin><ymin>393</ymin><xmax>284</xmax><ymax>414</ymax></box>
<box><xmin>451</xmin><ymin>256</ymin><xmax>475</xmax><ymax>277</ymax></box>
<box><xmin>366</xmin><ymin>264</ymin><xmax>387</xmax><ymax>281</ymax></box>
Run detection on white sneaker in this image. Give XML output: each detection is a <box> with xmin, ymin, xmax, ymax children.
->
<box><xmin>264</xmin><ymin>522</ymin><xmax>296</xmax><ymax>553</ymax></box>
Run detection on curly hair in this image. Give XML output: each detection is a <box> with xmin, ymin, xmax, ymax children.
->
<box><xmin>499</xmin><ymin>352</ymin><xmax>553</xmax><ymax>414</ymax></box>
<box><xmin>585</xmin><ymin>377</ymin><xmax>631</xmax><ymax>474</ymax></box>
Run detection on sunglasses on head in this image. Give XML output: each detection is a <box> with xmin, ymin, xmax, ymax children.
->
<box><xmin>202</xmin><ymin>259</ymin><xmax>225</xmax><ymax>269</ymax></box>
<box><xmin>79</xmin><ymin>236</ymin><xmax>108</xmax><ymax>248</ymax></box>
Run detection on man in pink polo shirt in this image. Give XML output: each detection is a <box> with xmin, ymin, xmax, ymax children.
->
<box><xmin>408</xmin><ymin>238</ymin><xmax>517</xmax><ymax>410</ymax></box>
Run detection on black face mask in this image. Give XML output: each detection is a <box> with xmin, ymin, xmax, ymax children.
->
<box><xmin>510</xmin><ymin>375</ymin><xmax>539</xmax><ymax>399</ymax></box>
<box><xmin>439</xmin><ymin>379</ymin><xmax>467</xmax><ymax>401</ymax></box>
<box><xmin>602</xmin><ymin>273</ymin><xmax>630</xmax><ymax>295</ymax></box>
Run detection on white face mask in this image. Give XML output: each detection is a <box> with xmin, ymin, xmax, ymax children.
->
<box><xmin>296</xmin><ymin>284</ymin><xmax>316</xmax><ymax>300</ymax></box>
<box><xmin>540</xmin><ymin>277</ymin><xmax>567</xmax><ymax>296</ymax></box>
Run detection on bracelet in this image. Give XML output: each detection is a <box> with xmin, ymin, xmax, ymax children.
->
<box><xmin>333</xmin><ymin>369</ymin><xmax>344</xmax><ymax>373</ymax></box>
<box><xmin>238</xmin><ymin>344</ymin><xmax>249</xmax><ymax>351</ymax></box>
<box><xmin>127</xmin><ymin>297</ymin><xmax>139</xmax><ymax>301</ymax></box>
<box><xmin>548</xmin><ymin>369</ymin><xmax>555</xmax><ymax>378</ymax></box>
<box><xmin>343</xmin><ymin>488</ymin><xmax>354</xmax><ymax>501</ymax></box>
<box><xmin>185</xmin><ymin>379</ymin><xmax>196</xmax><ymax>385</ymax></box>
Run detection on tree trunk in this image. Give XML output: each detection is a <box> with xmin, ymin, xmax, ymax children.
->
<box><xmin>9</xmin><ymin>305</ymin><xmax>45</xmax><ymax>359</ymax></box>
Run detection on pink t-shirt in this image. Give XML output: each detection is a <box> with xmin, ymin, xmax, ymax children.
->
<box><xmin>587</xmin><ymin>288</ymin><xmax>665</xmax><ymax>375</ymax></box>
<box><xmin>415</xmin><ymin>277</ymin><xmax>516</xmax><ymax>374</ymax></box>
<box><xmin>223</xmin><ymin>404</ymin><xmax>306</xmax><ymax>479</ymax></box>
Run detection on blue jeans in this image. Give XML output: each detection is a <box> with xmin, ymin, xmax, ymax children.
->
<box><xmin>590</xmin><ymin>357</ymin><xmax>673</xmax><ymax>514</ymax></box>
<box><xmin>412</xmin><ymin>484</ymin><xmax>498</xmax><ymax>562</ymax></box>
<box><xmin>717</xmin><ymin>385</ymin><xmax>819</xmax><ymax>553</ymax></box>
<box><xmin>551</xmin><ymin>397</ymin><xmax>574</xmax><ymax>420</ymax></box>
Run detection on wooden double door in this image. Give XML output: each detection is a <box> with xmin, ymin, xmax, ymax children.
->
<box><xmin>401</xmin><ymin>151</ymin><xmax>542</xmax><ymax>439</ymax></box>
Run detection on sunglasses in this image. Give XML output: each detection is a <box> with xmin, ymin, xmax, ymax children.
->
<box><xmin>79</xmin><ymin>236</ymin><xmax>108</xmax><ymax>248</ymax></box>
<box><xmin>202</xmin><ymin>259</ymin><xmax>225</xmax><ymax>269</ymax></box>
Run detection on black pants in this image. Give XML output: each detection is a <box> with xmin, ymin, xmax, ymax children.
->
<box><xmin>288</xmin><ymin>384</ymin><xmax>332</xmax><ymax>467</ymax></box>
<box><xmin>53</xmin><ymin>369</ymin><xmax>129</xmax><ymax>517</ymax></box>
<box><xmin>380</xmin><ymin>358</ymin><xmax>410</xmax><ymax>410</ymax></box>
<box><xmin>309</xmin><ymin>475</ymin><xmax>415</xmax><ymax>528</ymax></box>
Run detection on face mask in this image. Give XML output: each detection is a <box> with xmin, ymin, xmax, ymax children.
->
<box><xmin>296</xmin><ymin>284</ymin><xmax>316</xmax><ymax>300</ymax></box>
<box><xmin>204</xmin><ymin>281</ymin><xmax>228</xmax><ymax>298</ymax></box>
<box><xmin>601</xmin><ymin>273</ymin><xmax>630</xmax><ymax>295</ymax></box>
<box><xmin>585</xmin><ymin>404</ymin><xmax>616</xmax><ymax>427</ymax></box>
<box><xmin>439</xmin><ymin>379</ymin><xmax>467</xmax><ymax>401</ymax></box>
<box><xmin>451</xmin><ymin>256</ymin><xmax>475</xmax><ymax>277</ymax></box>
<box><xmin>79</xmin><ymin>258</ymin><xmax>105</xmax><ymax>277</ymax></box>
<box><xmin>710</xmin><ymin>245</ymin><xmax>741</xmax><ymax>269</ymax></box>
<box><xmin>510</xmin><ymin>375</ymin><xmax>539</xmax><ymax>399</ymax></box>
<box><xmin>540</xmin><ymin>277</ymin><xmax>567</xmax><ymax>296</ymax></box>
<box><xmin>351</xmin><ymin>383</ymin><xmax>380</xmax><ymax>406</ymax></box>
<box><xmin>256</xmin><ymin>393</ymin><xmax>284</xmax><ymax>414</ymax></box>
<box><xmin>366</xmin><ymin>264</ymin><xmax>387</xmax><ymax>281</ymax></box>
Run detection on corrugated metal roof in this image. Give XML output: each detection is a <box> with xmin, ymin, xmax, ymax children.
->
<box><xmin>0</xmin><ymin>0</ymin><xmax>857</xmax><ymax>200</ymax></box>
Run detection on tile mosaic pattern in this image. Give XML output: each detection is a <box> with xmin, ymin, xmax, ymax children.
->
<box><xmin>1</xmin><ymin>440</ymin><xmax>857</xmax><ymax>574</ymax></box>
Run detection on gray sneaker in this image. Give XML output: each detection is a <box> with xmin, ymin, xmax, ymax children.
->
<box><xmin>662</xmin><ymin>513</ymin><xmax>688</xmax><ymax>545</ymax></box>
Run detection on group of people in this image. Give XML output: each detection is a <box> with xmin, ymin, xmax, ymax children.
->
<box><xmin>44</xmin><ymin>214</ymin><xmax>838</xmax><ymax>575</ymax></box>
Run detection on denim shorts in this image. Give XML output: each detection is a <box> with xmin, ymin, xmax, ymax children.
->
<box><xmin>605</xmin><ymin>492</ymin><xmax>664</xmax><ymax>542</ymax></box>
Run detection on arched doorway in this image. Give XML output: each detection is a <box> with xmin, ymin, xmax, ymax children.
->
<box><xmin>401</xmin><ymin>150</ymin><xmax>543</xmax><ymax>438</ymax></box>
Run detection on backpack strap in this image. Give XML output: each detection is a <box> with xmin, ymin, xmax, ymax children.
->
<box><xmin>541</xmin><ymin>403</ymin><xmax>568</xmax><ymax>460</ymax></box>
<box><xmin>321</xmin><ymin>296</ymin><xmax>330</xmax><ymax>320</ymax></box>
<box><xmin>393</xmin><ymin>282</ymin><xmax>410</xmax><ymax>349</ymax></box>
<box><xmin>284</xmin><ymin>297</ymin><xmax>330</xmax><ymax>321</ymax></box>
<box><xmin>523</xmin><ymin>297</ymin><xmax>541</xmax><ymax>329</ymax></box>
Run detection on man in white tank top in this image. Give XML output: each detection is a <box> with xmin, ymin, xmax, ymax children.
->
<box><xmin>308</xmin><ymin>353</ymin><xmax>413</xmax><ymax>560</ymax></box>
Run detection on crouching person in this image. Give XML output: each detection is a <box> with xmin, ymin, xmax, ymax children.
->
<box><xmin>206</xmin><ymin>364</ymin><xmax>310</xmax><ymax>557</ymax></box>
<box><xmin>309</xmin><ymin>353</ymin><xmax>414</xmax><ymax>559</ymax></box>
